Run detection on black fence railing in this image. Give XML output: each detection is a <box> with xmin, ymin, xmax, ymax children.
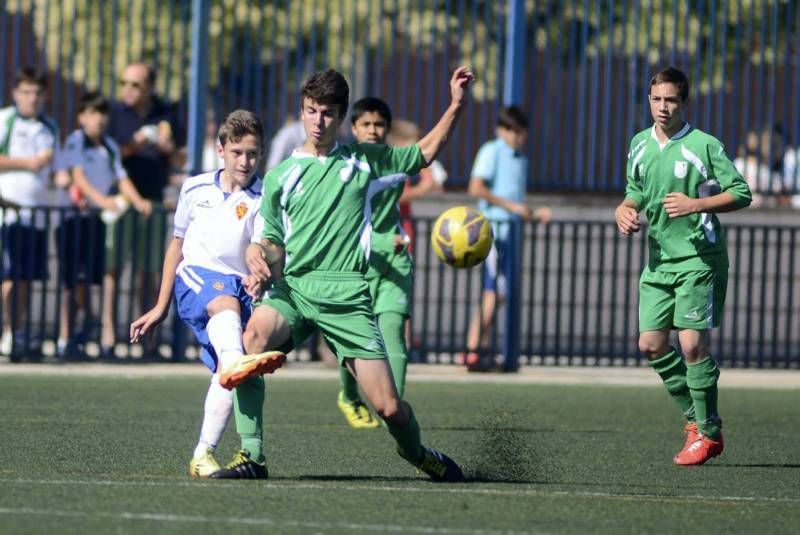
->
<box><xmin>1</xmin><ymin>207</ymin><xmax>797</xmax><ymax>368</ymax></box>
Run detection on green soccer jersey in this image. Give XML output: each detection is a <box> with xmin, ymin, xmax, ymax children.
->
<box><xmin>369</xmin><ymin>181</ymin><xmax>405</xmax><ymax>256</ymax></box>
<box><xmin>261</xmin><ymin>143</ymin><xmax>424</xmax><ymax>276</ymax></box>
<box><xmin>625</xmin><ymin>124</ymin><xmax>752</xmax><ymax>272</ymax></box>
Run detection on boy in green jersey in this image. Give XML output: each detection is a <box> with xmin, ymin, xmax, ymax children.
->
<box><xmin>614</xmin><ymin>67</ymin><xmax>751</xmax><ymax>466</ymax></box>
<box><xmin>333</xmin><ymin>97</ymin><xmax>425</xmax><ymax>429</ymax></box>
<box><xmin>210</xmin><ymin>67</ymin><xmax>474</xmax><ymax>481</ymax></box>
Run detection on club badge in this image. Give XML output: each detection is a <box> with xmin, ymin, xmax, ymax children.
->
<box><xmin>674</xmin><ymin>161</ymin><xmax>688</xmax><ymax>179</ymax></box>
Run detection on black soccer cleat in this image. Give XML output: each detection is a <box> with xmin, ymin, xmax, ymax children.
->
<box><xmin>399</xmin><ymin>445</ymin><xmax>465</xmax><ymax>482</ymax></box>
<box><xmin>210</xmin><ymin>449</ymin><xmax>268</xmax><ymax>479</ymax></box>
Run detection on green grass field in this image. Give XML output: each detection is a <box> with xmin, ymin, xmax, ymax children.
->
<box><xmin>0</xmin><ymin>373</ymin><xmax>798</xmax><ymax>534</ymax></box>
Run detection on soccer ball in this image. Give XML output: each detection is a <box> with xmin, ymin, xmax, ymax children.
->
<box><xmin>431</xmin><ymin>206</ymin><xmax>493</xmax><ymax>268</ymax></box>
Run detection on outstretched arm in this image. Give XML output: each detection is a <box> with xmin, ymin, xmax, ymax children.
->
<box><xmin>130</xmin><ymin>237</ymin><xmax>183</xmax><ymax>342</ymax></box>
<box><xmin>417</xmin><ymin>66</ymin><xmax>475</xmax><ymax>165</ymax></box>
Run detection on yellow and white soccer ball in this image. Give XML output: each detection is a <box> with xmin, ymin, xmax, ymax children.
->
<box><xmin>431</xmin><ymin>206</ymin><xmax>494</xmax><ymax>268</ymax></box>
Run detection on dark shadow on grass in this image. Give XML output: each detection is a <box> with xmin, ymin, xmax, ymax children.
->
<box><xmin>295</xmin><ymin>474</ymin><xmax>547</xmax><ymax>485</ymax></box>
<box><xmin>293</xmin><ymin>475</ymin><xmax>425</xmax><ymax>482</ymax></box>
<box><xmin>705</xmin><ymin>463</ymin><xmax>800</xmax><ymax>468</ymax></box>
<box><xmin>428</xmin><ymin>426</ymin><xmax>619</xmax><ymax>434</ymax></box>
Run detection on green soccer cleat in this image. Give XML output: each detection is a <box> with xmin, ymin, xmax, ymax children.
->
<box><xmin>399</xmin><ymin>445</ymin><xmax>465</xmax><ymax>482</ymax></box>
<box><xmin>336</xmin><ymin>391</ymin><xmax>381</xmax><ymax>429</ymax></box>
<box><xmin>210</xmin><ymin>449</ymin><xmax>268</xmax><ymax>479</ymax></box>
<box><xmin>188</xmin><ymin>448</ymin><xmax>220</xmax><ymax>478</ymax></box>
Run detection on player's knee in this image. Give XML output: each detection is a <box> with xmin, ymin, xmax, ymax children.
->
<box><xmin>680</xmin><ymin>342</ymin><xmax>704</xmax><ymax>361</ymax></box>
<box><xmin>373</xmin><ymin>396</ymin><xmax>401</xmax><ymax>422</ymax></box>
<box><xmin>638</xmin><ymin>337</ymin><xmax>668</xmax><ymax>359</ymax></box>
<box><xmin>242</xmin><ymin>326</ymin><xmax>264</xmax><ymax>354</ymax></box>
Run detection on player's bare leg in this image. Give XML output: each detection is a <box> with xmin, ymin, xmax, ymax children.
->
<box><xmin>214</xmin><ymin>297</ymin><xmax>285</xmax><ymax>390</ymax></box>
<box><xmin>349</xmin><ymin>357</ymin><xmax>464</xmax><ymax>482</ymax></box>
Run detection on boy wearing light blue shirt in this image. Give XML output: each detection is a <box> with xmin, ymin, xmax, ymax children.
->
<box><xmin>465</xmin><ymin>106</ymin><xmax>551</xmax><ymax>371</ymax></box>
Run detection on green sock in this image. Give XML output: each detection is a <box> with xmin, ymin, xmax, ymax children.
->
<box><xmin>233</xmin><ymin>375</ymin><xmax>265</xmax><ymax>462</ymax></box>
<box><xmin>686</xmin><ymin>356</ymin><xmax>721</xmax><ymax>439</ymax></box>
<box><xmin>378</xmin><ymin>312</ymin><xmax>408</xmax><ymax>398</ymax></box>
<box><xmin>648</xmin><ymin>347</ymin><xmax>696</xmax><ymax>421</ymax></box>
<box><xmin>387</xmin><ymin>403</ymin><xmax>423</xmax><ymax>462</ymax></box>
<box><xmin>339</xmin><ymin>365</ymin><xmax>360</xmax><ymax>403</ymax></box>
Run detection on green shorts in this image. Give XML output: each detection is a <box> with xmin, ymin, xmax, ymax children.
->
<box><xmin>638</xmin><ymin>266</ymin><xmax>728</xmax><ymax>331</ymax></box>
<box><xmin>255</xmin><ymin>271</ymin><xmax>386</xmax><ymax>363</ymax></box>
<box><xmin>105</xmin><ymin>206</ymin><xmax>168</xmax><ymax>273</ymax></box>
<box><xmin>366</xmin><ymin>247</ymin><xmax>413</xmax><ymax>316</ymax></box>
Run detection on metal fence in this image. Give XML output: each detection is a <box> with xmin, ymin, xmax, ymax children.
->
<box><xmin>1</xmin><ymin>207</ymin><xmax>797</xmax><ymax>368</ymax></box>
<box><xmin>2</xmin><ymin>0</ymin><xmax>800</xmax><ymax>192</ymax></box>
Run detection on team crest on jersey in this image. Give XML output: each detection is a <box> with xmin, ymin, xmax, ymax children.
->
<box><xmin>235</xmin><ymin>202</ymin><xmax>248</xmax><ymax>219</ymax></box>
<box><xmin>212</xmin><ymin>281</ymin><xmax>224</xmax><ymax>291</ymax></box>
<box><xmin>674</xmin><ymin>161</ymin><xmax>688</xmax><ymax>179</ymax></box>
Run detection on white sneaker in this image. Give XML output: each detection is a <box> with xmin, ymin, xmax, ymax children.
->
<box><xmin>0</xmin><ymin>331</ymin><xmax>11</xmax><ymax>355</ymax></box>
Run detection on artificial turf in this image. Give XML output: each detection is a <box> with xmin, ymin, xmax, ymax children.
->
<box><xmin>0</xmin><ymin>373</ymin><xmax>797</xmax><ymax>534</ymax></box>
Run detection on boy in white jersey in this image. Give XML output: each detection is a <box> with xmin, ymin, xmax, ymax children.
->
<box><xmin>0</xmin><ymin>67</ymin><xmax>57</xmax><ymax>359</ymax></box>
<box><xmin>130</xmin><ymin>110</ymin><xmax>286</xmax><ymax>478</ymax></box>
<box><xmin>211</xmin><ymin>67</ymin><xmax>474</xmax><ymax>481</ymax></box>
<box><xmin>615</xmin><ymin>67</ymin><xmax>751</xmax><ymax>466</ymax></box>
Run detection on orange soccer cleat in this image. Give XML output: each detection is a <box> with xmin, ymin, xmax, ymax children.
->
<box><xmin>673</xmin><ymin>433</ymin><xmax>724</xmax><ymax>466</ymax></box>
<box><xmin>219</xmin><ymin>351</ymin><xmax>286</xmax><ymax>390</ymax></box>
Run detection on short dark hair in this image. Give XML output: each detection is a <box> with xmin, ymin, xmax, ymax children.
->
<box><xmin>217</xmin><ymin>109</ymin><xmax>265</xmax><ymax>148</ymax></box>
<box><xmin>351</xmin><ymin>97</ymin><xmax>392</xmax><ymax>129</ymax></box>
<box><xmin>649</xmin><ymin>66</ymin><xmax>690</xmax><ymax>102</ymax></box>
<box><xmin>300</xmin><ymin>69</ymin><xmax>349</xmax><ymax>119</ymax></box>
<box><xmin>14</xmin><ymin>66</ymin><xmax>46</xmax><ymax>89</ymax></box>
<box><xmin>78</xmin><ymin>91</ymin><xmax>109</xmax><ymax>114</ymax></box>
<box><xmin>497</xmin><ymin>106</ymin><xmax>528</xmax><ymax>132</ymax></box>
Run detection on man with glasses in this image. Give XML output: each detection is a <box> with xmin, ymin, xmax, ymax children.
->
<box><xmin>106</xmin><ymin>62</ymin><xmax>185</xmax><ymax>358</ymax></box>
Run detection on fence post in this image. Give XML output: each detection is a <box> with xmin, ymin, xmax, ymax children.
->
<box><xmin>503</xmin><ymin>0</ymin><xmax>525</xmax><ymax>106</ymax></box>
<box><xmin>171</xmin><ymin>0</ymin><xmax>210</xmax><ymax>362</ymax></box>
<box><xmin>187</xmin><ymin>0</ymin><xmax>210</xmax><ymax>176</ymax></box>
<box><xmin>502</xmin><ymin>216</ymin><xmax>522</xmax><ymax>372</ymax></box>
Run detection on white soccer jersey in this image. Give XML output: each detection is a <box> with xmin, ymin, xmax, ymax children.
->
<box><xmin>174</xmin><ymin>170</ymin><xmax>264</xmax><ymax>277</ymax></box>
<box><xmin>0</xmin><ymin>106</ymin><xmax>57</xmax><ymax>227</ymax></box>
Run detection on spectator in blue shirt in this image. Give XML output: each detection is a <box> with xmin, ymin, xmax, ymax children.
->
<box><xmin>55</xmin><ymin>91</ymin><xmax>150</xmax><ymax>359</ymax></box>
<box><xmin>106</xmin><ymin>62</ymin><xmax>185</xmax><ymax>355</ymax></box>
<box><xmin>464</xmin><ymin>106</ymin><xmax>551</xmax><ymax>371</ymax></box>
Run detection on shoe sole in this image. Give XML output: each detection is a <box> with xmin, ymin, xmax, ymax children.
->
<box><xmin>673</xmin><ymin>445</ymin><xmax>724</xmax><ymax>465</ymax></box>
<box><xmin>189</xmin><ymin>467</ymin><xmax>219</xmax><ymax>478</ymax></box>
<box><xmin>219</xmin><ymin>351</ymin><xmax>286</xmax><ymax>390</ymax></box>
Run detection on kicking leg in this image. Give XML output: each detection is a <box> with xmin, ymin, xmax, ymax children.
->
<box><xmin>350</xmin><ymin>357</ymin><xmax>463</xmax><ymax>482</ymax></box>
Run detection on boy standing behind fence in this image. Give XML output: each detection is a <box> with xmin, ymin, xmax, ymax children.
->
<box><xmin>0</xmin><ymin>67</ymin><xmax>57</xmax><ymax>360</ymax></box>
<box><xmin>465</xmin><ymin>106</ymin><xmax>550</xmax><ymax>372</ymax></box>
<box><xmin>614</xmin><ymin>67</ymin><xmax>751</xmax><ymax>465</ymax></box>
<box><xmin>54</xmin><ymin>91</ymin><xmax>145</xmax><ymax>360</ymax></box>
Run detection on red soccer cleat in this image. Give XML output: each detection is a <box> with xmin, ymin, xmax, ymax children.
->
<box><xmin>673</xmin><ymin>433</ymin><xmax>724</xmax><ymax>466</ymax></box>
<box><xmin>681</xmin><ymin>421</ymin><xmax>700</xmax><ymax>451</ymax></box>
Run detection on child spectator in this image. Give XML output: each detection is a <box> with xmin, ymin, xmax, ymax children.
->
<box><xmin>55</xmin><ymin>91</ymin><xmax>147</xmax><ymax>359</ymax></box>
<box><xmin>0</xmin><ymin>67</ymin><xmax>57</xmax><ymax>359</ymax></box>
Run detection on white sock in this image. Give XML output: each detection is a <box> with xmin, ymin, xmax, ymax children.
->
<box><xmin>206</xmin><ymin>309</ymin><xmax>244</xmax><ymax>370</ymax></box>
<box><xmin>193</xmin><ymin>374</ymin><xmax>233</xmax><ymax>459</ymax></box>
